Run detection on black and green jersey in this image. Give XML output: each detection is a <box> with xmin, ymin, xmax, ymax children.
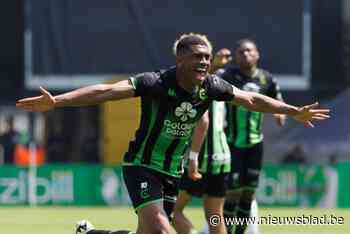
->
<box><xmin>197</xmin><ymin>101</ymin><xmax>231</xmax><ymax>175</ymax></box>
<box><xmin>123</xmin><ymin>67</ymin><xmax>235</xmax><ymax>177</ymax></box>
<box><xmin>219</xmin><ymin>67</ymin><xmax>283</xmax><ymax>148</ymax></box>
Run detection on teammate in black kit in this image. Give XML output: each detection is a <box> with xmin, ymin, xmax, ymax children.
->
<box><xmin>16</xmin><ymin>33</ymin><xmax>330</xmax><ymax>234</ymax></box>
<box><xmin>220</xmin><ymin>39</ymin><xmax>286</xmax><ymax>234</ymax></box>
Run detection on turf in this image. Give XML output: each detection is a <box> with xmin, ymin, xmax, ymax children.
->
<box><xmin>1</xmin><ymin>206</ymin><xmax>348</xmax><ymax>234</ymax></box>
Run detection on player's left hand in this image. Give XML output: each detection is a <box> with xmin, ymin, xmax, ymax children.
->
<box><xmin>293</xmin><ymin>102</ymin><xmax>330</xmax><ymax>128</ymax></box>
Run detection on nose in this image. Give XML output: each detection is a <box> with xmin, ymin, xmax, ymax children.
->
<box><xmin>243</xmin><ymin>51</ymin><xmax>250</xmax><ymax>57</ymax></box>
<box><xmin>200</xmin><ymin>56</ymin><xmax>210</xmax><ymax>65</ymax></box>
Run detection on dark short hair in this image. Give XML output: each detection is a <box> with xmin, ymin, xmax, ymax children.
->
<box><xmin>173</xmin><ymin>33</ymin><xmax>212</xmax><ymax>56</ymax></box>
<box><xmin>236</xmin><ymin>38</ymin><xmax>258</xmax><ymax>50</ymax></box>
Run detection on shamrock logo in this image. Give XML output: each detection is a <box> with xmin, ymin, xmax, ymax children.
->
<box><xmin>175</xmin><ymin>102</ymin><xmax>197</xmax><ymax>122</ymax></box>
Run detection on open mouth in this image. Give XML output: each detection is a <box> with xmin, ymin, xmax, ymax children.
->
<box><xmin>194</xmin><ymin>67</ymin><xmax>208</xmax><ymax>77</ymax></box>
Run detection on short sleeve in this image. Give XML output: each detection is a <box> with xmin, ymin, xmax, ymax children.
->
<box><xmin>266</xmin><ymin>76</ymin><xmax>283</xmax><ymax>101</ymax></box>
<box><xmin>206</xmin><ymin>75</ymin><xmax>236</xmax><ymax>101</ymax></box>
<box><xmin>129</xmin><ymin>72</ymin><xmax>158</xmax><ymax>97</ymax></box>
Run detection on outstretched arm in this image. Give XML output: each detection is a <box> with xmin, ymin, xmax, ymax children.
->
<box><xmin>188</xmin><ymin>111</ymin><xmax>209</xmax><ymax>181</ymax></box>
<box><xmin>16</xmin><ymin>79</ymin><xmax>135</xmax><ymax>112</ymax></box>
<box><xmin>232</xmin><ymin>88</ymin><xmax>330</xmax><ymax>127</ymax></box>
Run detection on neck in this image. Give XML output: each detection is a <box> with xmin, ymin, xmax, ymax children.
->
<box><xmin>176</xmin><ymin>70</ymin><xmax>200</xmax><ymax>93</ymax></box>
<box><xmin>240</xmin><ymin>66</ymin><xmax>258</xmax><ymax>77</ymax></box>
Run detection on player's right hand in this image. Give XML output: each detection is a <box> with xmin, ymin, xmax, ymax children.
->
<box><xmin>16</xmin><ymin>86</ymin><xmax>56</xmax><ymax>112</ymax></box>
<box><xmin>189</xmin><ymin>170</ymin><xmax>202</xmax><ymax>181</ymax></box>
<box><xmin>188</xmin><ymin>159</ymin><xmax>202</xmax><ymax>181</ymax></box>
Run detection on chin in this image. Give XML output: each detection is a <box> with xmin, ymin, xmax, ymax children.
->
<box><xmin>197</xmin><ymin>73</ymin><xmax>207</xmax><ymax>81</ymax></box>
<box><xmin>193</xmin><ymin>77</ymin><xmax>205</xmax><ymax>86</ymax></box>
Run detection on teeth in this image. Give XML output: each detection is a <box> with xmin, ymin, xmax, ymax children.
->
<box><xmin>196</xmin><ymin>68</ymin><xmax>206</xmax><ymax>72</ymax></box>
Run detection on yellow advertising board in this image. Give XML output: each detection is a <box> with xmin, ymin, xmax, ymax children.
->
<box><xmin>100</xmin><ymin>96</ymin><xmax>140</xmax><ymax>165</ymax></box>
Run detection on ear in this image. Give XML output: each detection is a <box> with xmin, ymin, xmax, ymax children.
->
<box><xmin>176</xmin><ymin>55</ymin><xmax>184</xmax><ymax>67</ymax></box>
<box><xmin>256</xmin><ymin>50</ymin><xmax>260</xmax><ymax>60</ymax></box>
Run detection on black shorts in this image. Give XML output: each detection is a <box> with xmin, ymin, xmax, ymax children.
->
<box><xmin>226</xmin><ymin>142</ymin><xmax>263</xmax><ymax>191</ymax></box>
<box><xmin>122</xmin><ymin>165</ymin><xmax>180</xmax><ymax>215</ymax></box>
<box><xmin>179</xmin><ymin>169</ymin><xmax>227</xmax><ymax>197</ymax></box>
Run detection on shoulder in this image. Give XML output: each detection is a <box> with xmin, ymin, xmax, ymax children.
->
<box><xmin>204</xmin><ymin>74</ymin><xmax>236</xmax><ymax>101</ymax></box>
<box><xmin>205</xmin><ymin>74</ymin><xmax>224</xmax><ymax>87</ymax></box>
<box><xmin>129</xmin><ymin>67</ymin><xmax>176</xmax><ymax>96</ymax></box>
<box><xmin>216</xmin><ymin>67</ymin><xmax>239</xmax><ymax>78</ymax></box>
<box><xmin>131</xmin><ymin>71</ymin><xmax>159</xmax><ymax>82</ymax></box>
<box><xmin>216</xmin><ymin>67</ymin><xmax>241</xmax><ymax>85</ymax></box>
<box><xmin>258</xmin><ymin>68</ymin><xmax>274</xmax><ymax>81</ymax></box>
<box><xmin>257</xmin><ymin>68</ymin><xmax>280</xmax><ymax>87</ymax></box>
<box><xmin>132</xmin><ymin>66</ymin><xmax>177</xmax><ymax>80</ymax></box>
<box><xmin>130</xmin><ymin>69</ymin><xmax>167</xmax><ymax>88</ymax></box>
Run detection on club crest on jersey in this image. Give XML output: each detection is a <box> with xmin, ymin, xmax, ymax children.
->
<box><xmin>243</xmin><ymin>82</ymin><xmax>261</xmax><ymax>93</ymax></box>
<box><xmin>199</xmin><ymin>88</ymin><xmax>208</xmax><ymax>100</ymax></box>
<box><xmin>140</xmin><ymin>182</ymin><xmax>150</xmax><ymax>199</ymax></box>
<box><xmin>168</xmin><ymin>88</ymin><xmax>176</xmax><ymax>97</ymax></box>
<box><xmin>175</xmin><ymin>102</ymin><xmax>197</xmax><ymax>122</ymax></box>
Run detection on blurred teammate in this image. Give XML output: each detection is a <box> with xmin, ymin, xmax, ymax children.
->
<box><xmin>173</xmin><ymin>101</ymin><xmax>230</xmax><ymax>234</ymax></box>
<box><xmin>219</xmin><ymin>39</ymin><xmax>286</xmax><ymax>234</ymax></box>
<box><xmin>16</xmin><ymin>33</ymin><xmax>329</xmax><ymax>234</ymax></box>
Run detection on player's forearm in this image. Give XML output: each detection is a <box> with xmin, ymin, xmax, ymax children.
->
<box><xmin>247</xmin><ymin>93</ymin><xmax>299</xmax><ymax>116</ymax></box>
<box><xmin>190</xmin><ymin>113</ymin><xmax>209</xmax><ymax>153</ymax></box>
<box><xmin>191</xmin><ymin>127</ymin><xmax>207</xmax><ymax>153</ymax></box>
<box><xmin>53</xmin><ymin>84</ymin><xmax>114</xmax><ymax>107</ymax></box>
<box><xmin>54</xmin><ymin>80</ymin><xmax>134</xmax><ymax>108</ymax></box>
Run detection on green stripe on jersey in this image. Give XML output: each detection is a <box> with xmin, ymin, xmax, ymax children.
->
<box><xmin>134</xmin><ymin>101</ymin><xmax>159</xmax><ymax>164</ymax></box>
<box><xmin>234</xmin><ymin>106</ymin><xmax>263</xmax><ymax>148</ymax></box>
<box><xmin>249</xmin><ymin>111</ymin><xmax>264</xmax><ymax>145</ymax></box>
<box><xmin>151</xmin><ymin>112</ymin><xmax>180</xmax><ymax>173</ymax></box>
<box><xmin>235</xmin><ymin>106</ymin><xmax>248</xmax><ymax>147</ymax></box>
<box><xmin>199</xmin><ymin>101</ymin><xmax>230</xmax><ymax>174</ymax></box>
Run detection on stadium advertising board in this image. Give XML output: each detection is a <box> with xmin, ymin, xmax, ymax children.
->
<box><xmin>0</xmin><ymin>164</ymin><xmax>344</xmax><ymax>207</ymax></box>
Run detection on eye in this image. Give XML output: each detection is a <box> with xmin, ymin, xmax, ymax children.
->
<box><xmin>194</xmin><ymin>53</ymin><xmax>211</xmax><ymax>60</ymax></box>
<box><xmin>194</xmin><ymin>54</ymin><xmax>202</xmax><ymax>59</ymax></box>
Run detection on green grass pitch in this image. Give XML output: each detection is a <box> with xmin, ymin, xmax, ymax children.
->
<box><xmin>1</xmin><ymin>206</ymin><xmax>349</xmax><ymax>234</ymax></box>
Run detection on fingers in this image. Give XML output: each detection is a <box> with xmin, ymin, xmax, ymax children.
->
<box><xmin>40</xmin><ymin>86</ymin><xmax>55</xmax><ymax>102</ymax></box>
<box><xmin>312</xmin><ymin>116</ymin><xmax>328</xmax><ymax>120</ymax></box>
<box><xmin>310</xmin><ymin>109</ymin><xmax>330</xmax><ymax>114</ymax></box>
<box><xmin>39</xmin><ymin>86</ymin><xmax>50</xmax><ymax>96</ymax></box>
<box><xmin>313</xmin><ymin>113</ymin><xmax>330</xmax><ymax>119</ymax></box>
<box><xmin>16</xmin><ymin>87</ymin><xmax>51</xmax><ymax>105</ymax></box>
<box><xmin>303</xmin><ymin>102</ymin><xmax>330</xmax><ymax>114</ymax></box>
<box><xmin>190</xmin><ymin>172</ymin><xmax>202</xmax><ymax>181</ymax></box>
<box><xmin>304</xmin><ymin>102</ymin><xmax>319</xmax><ymax>110</ymax></box>
<box><xmin>16</xmin><ymin>96</ymin><xmax>42</xmax><ymax>105</ymax></box>
<box><xmin>304</xmin><ymin>121</ymin><xmax>314</xmax><ymax>128</ymax></box>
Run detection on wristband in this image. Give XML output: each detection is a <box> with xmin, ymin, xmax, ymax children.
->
<box><xmin>189</xmin><ymin>151</ymin><xmax>199</xmax><ymax>160</ymax></box>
